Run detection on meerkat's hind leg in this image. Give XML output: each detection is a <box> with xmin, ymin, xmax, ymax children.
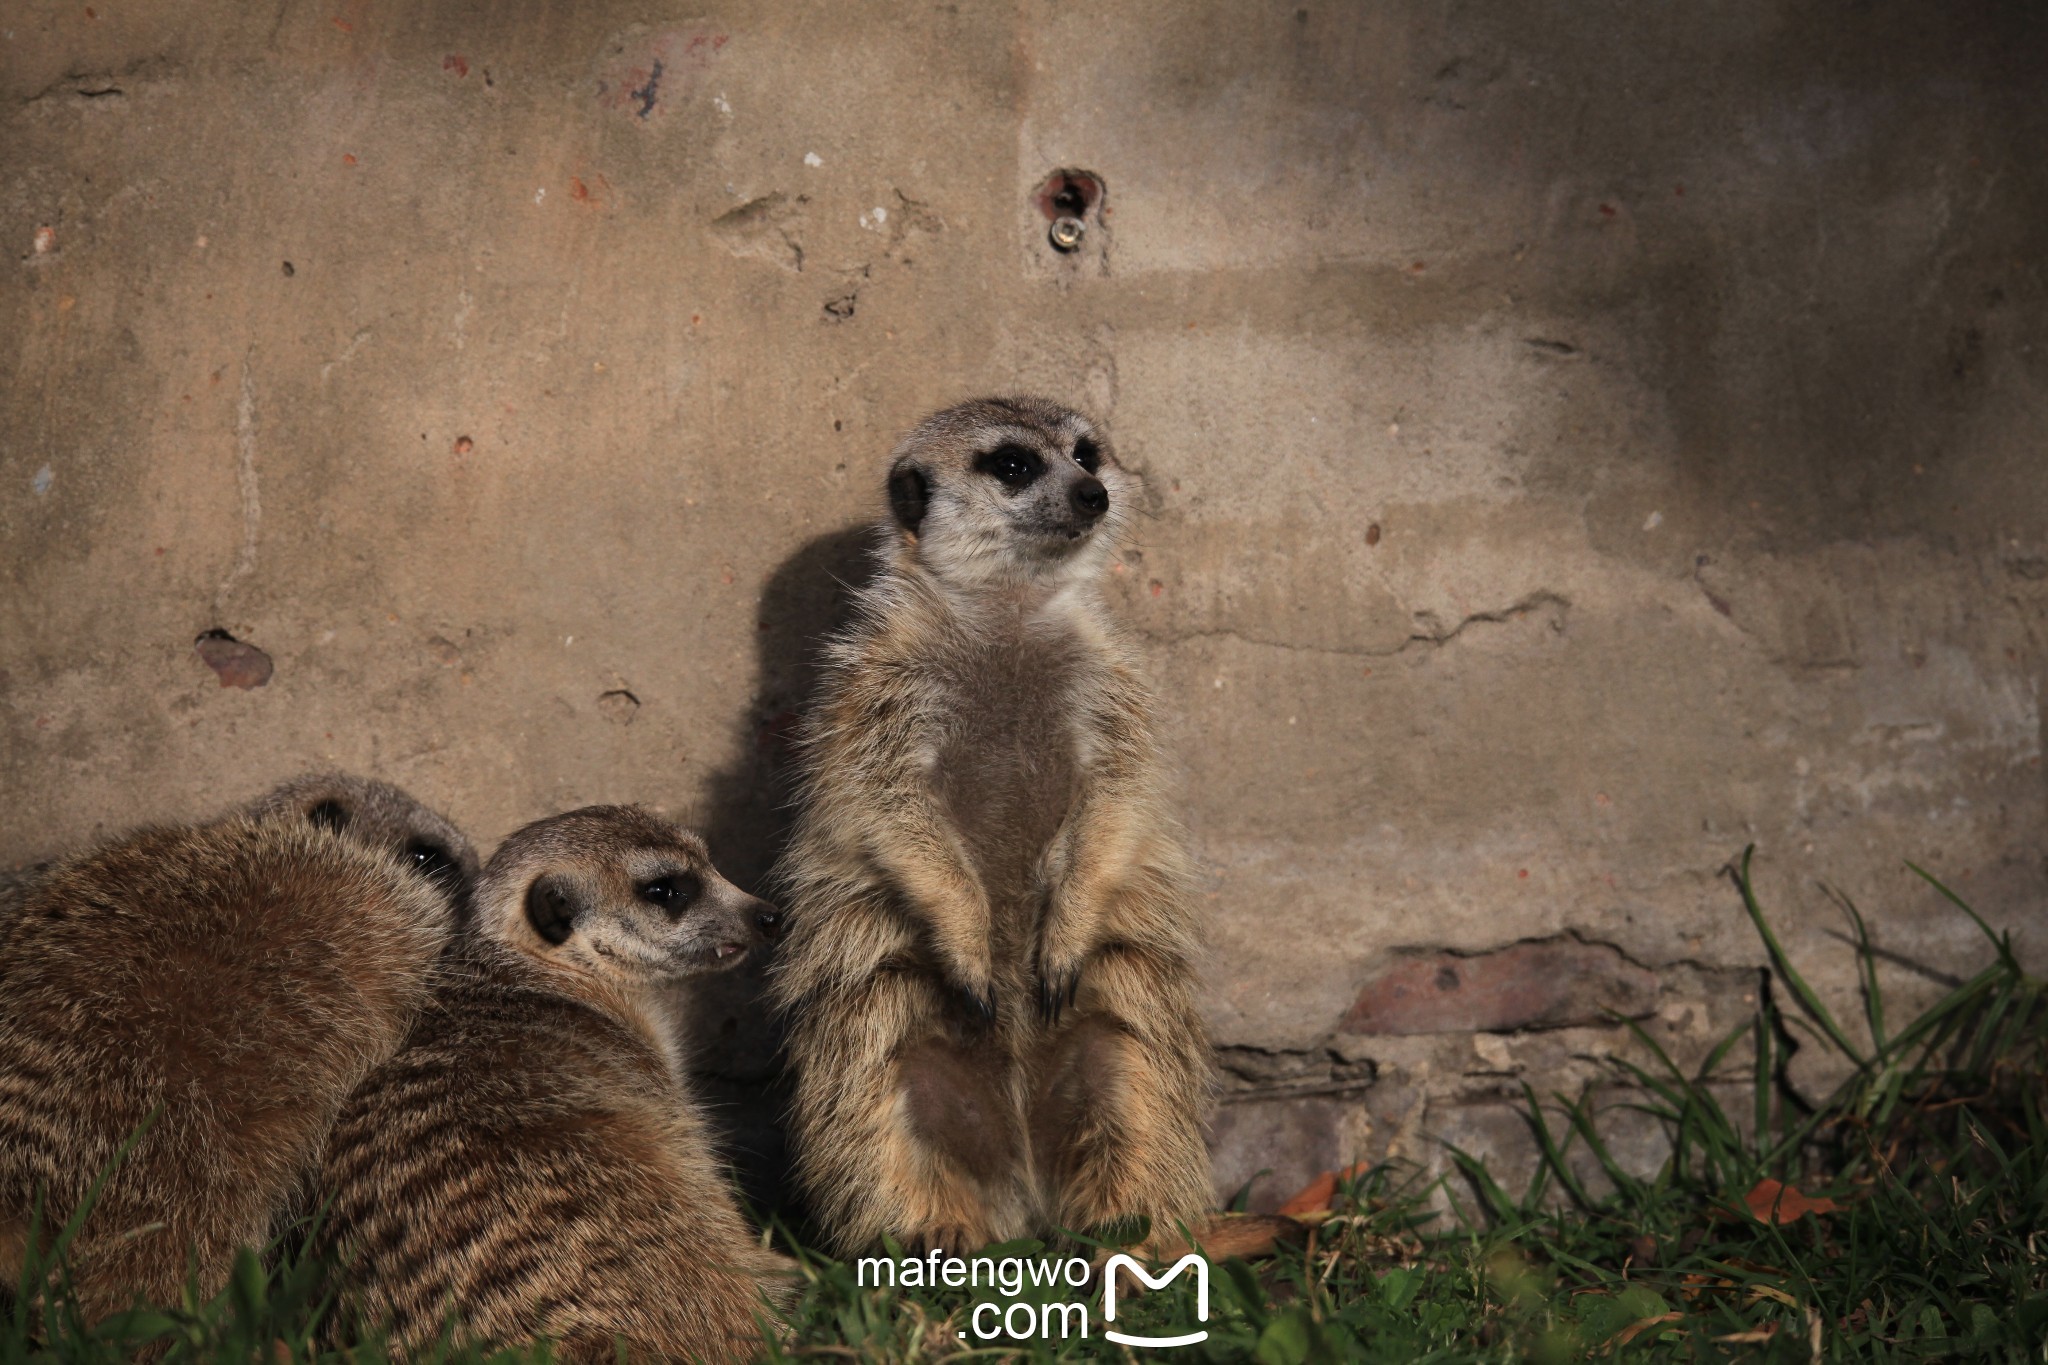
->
<box><xmin>787</xmin><ymin>966</ymin><xmax>1029</xmax><ymax>1256</ymax></box>
<box><xmin>1027</xmin><ymin>961</ymin><xmax>1212</xmax><ymax>1243</ymax></box>
<box><xmin>892</xmin><ymin>1035</ymin><xmax>1031</xmax><ymax>1254</ymax></box>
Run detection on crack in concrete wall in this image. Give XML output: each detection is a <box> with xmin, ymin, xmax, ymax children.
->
<box><xmin>1143</xmin><ymin>591</ymin><xmax>1570</xmax><ymax>660</ymax></box>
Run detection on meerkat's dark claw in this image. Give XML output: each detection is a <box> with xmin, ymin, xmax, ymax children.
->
<box><xmin>958</xmin><ymin>982</ymin><xmax>998</xmax><ymax>1027</ymax></box>
<box><xmin>1037</xmin><ymin>968</ymin><xmax>1083</xmax><ymax>1025</ymax></box>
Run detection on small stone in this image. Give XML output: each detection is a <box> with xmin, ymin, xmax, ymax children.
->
<box><xmin>194</xmin><ymin>630</ymin><xmax>274</xmax><ymax>689</ymax></box>
<box><xmin>425</xmin><ymin>635</ymin><xmax>461</xmax><ymax>666</ymax></box>
<box><xmin>597</xmin><ymin>689</ymin><xmax>641</xmax><ymax>725</ymax></box>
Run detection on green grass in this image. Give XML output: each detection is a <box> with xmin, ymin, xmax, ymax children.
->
<box><xmin>7</xmin><ymin>848</ymin><xmax>2044</xmax><ymax>1362</ymax></box>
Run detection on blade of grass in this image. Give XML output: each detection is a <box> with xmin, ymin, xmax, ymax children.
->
<box><xmin>1519</xmin><ymin>1084</ymin><xmax>1592</xmax><ymax>1212</ymax></box>
<box><xmin>1732</xmin><ymin>846</ymin><xmax>1865</xmax><ymax>1065</ymax></box>
<box><xmin>1904</xmin><ymin>862</ymin><xmax>2018</xmax><ymax>970</ymax></box>
<box><xmin>1832</xmin><ymin>887</ymin><xmax>1888</xmax><ymax>1055</ymax></box>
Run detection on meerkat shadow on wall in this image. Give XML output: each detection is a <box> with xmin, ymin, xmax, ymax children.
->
<box><xmin>679</xmin><ymin>523</ymin><xmax>880</xmax><ymax>1214</ymax></box>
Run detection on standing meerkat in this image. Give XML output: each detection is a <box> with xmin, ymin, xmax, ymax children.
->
<box><xmin>317</xmin><ymin>806</ymin><xmax>791</xmax><ymax>1364</ymax></box>
<box><xmin>0</xmin><ymin>787</ymin><xmax>463</xmax><ymax>1321</ymax></box>
<box><xmin>771</xmin><ymin>395</ymin><xmax>1213</xmax><ymax>1255</ymax></box>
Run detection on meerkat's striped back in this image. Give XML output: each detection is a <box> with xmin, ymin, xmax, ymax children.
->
<box><xmin>0</xmin><ymin>814</ymin><xmax>457</xmax><ymax>1319</ymax></box>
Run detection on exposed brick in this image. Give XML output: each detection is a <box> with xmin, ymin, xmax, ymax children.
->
<box><xmin>1338</xmin><ymin>938</ymin><xmax>1657</xmax><ymax>1036</ymax></box>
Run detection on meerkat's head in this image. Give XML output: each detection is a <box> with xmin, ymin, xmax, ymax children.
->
<box><xmin>249</xmin><ymin>772</ymin><xmax>479</xmax><ymax>906</ymax></box>
<box><xmin>883</xmin><ymin>396</ymin><xmax>1132</xmax><ymax>592</ymax></box>
<box><xmin>473</xmin><ymin>805</ymin><xmax>783</xmax><ymax>989</ymax></box>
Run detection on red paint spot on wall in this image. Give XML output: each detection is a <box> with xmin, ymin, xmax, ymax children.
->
<box><xmin>569</xmin><ymin>177</ymin><xmax>591</xmax><ymax>202</ymax></box>
<box><xmin>342</xmin><ymin>153</ymin><xmax>357</xmax><ymax>165</ymax></box>
<box><xmin>443</xmin><ymin>54</ymin><xmax>469</xmax><ymax>77</ymax></box>
<box><xmin>332</xmin><ymin>17</ymin><xmax>352</xmax><ymax>31</ymax></box>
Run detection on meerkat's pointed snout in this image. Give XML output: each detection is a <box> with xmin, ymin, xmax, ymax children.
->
<box><xmin>1070</xmin><ymin>475</ymin><xmax>1108</xmax><ymax>521</ymax></box>
<box><xmin>704</xmin><ymin>886</ymin><xmax>781</xmax><ymax>964</ymax></box>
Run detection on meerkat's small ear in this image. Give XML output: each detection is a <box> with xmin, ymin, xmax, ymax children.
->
<box><xmin>307</xmin><ymin>800</ymin><xmax>352</xmax><ymax>833</ymax></box>
<box><xmin>888</xmin><ymin>463</ymin><xmax>929</xmax><ymax>535</ymax></box>
<box><xmin>524</xmin><ymin>874</ymin><xmax>581</xmax><ymax>946</ymax></box>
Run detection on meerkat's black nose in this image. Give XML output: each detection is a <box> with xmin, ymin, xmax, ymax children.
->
<box><xmin>1071</xmin><ymin>476</ymin><xmax>1108</xmax><ymax>521</ymax></box>
<box><xmin>755</xmin><ymin>905</ymin><xmax>785</xmax><ymax>940</ymax></box>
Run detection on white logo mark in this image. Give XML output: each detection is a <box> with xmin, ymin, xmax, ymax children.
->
<box><xmin>1102</xmin><ymin>1252</ymin><xmax>1209</xmax><ymax>1348</ymax></box>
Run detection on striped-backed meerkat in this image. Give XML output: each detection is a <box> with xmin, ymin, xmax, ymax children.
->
<box><xmin>770</xmin><ymin>396</ymin><xmax>1213</xmax><ymax>1255</ymax></box>
<box><xmin>316</xmin><ymin>806</ymin><xmax>792</xmax><ymax>1363</ymax></box>
<box><xmin>0</xmin><ymin>791</ymin><xmax>463</xmax><ymax>1320</ymax></box>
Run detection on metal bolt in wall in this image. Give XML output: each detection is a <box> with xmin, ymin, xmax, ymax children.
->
<box><xmin>1033</xmin><ymin>169</ymin><xmax>1104</xmax><ymax>256</ymax></box>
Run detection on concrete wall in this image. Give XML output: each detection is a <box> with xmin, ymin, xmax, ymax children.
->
<box><xmin>6</xmin><ymin>1</ymin><xmax>2046</xmax><ymax>1211</ymax></box>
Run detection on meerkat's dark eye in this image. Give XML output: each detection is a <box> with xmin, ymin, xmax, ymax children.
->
<box><xmin>638</xmin><ymin>872</ymin><xmax>702</xmax><ymax>915</ymax></box>
<box><xmin>974</xmin><ymin>443</ymin><xmax>1043</xmax><ymax>490</ymax></box>
<box><xmin>406</xmin><ymin>840</ymin><xmax>459</xmax><ymax>889</ymax></box>
<box><xmin>307</xmin><ymin>800</ymin><xmax>351</xmax><ymax>833</ymax></box>
<box><xmin>1072</xmin><ymin>437</ymin><xmax>1100</xmax><ymax>474</ymax></box>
